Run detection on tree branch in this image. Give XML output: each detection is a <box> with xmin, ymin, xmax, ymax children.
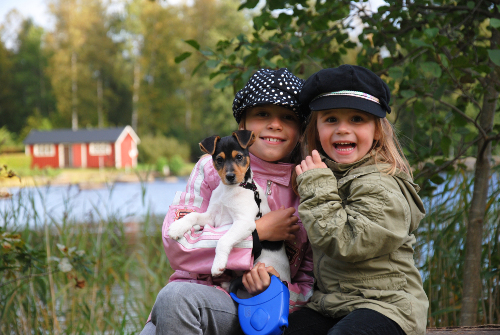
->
<box><xmin>423</xmin><ymin>93</ymin><xmax>488</xmax><ymax>139</ymax></box>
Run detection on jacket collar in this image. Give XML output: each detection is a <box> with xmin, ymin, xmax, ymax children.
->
<box><xmin>249</xmin><ymin>153</ymin><xmax>294</xmax><ymax>187</ymax></box>
<box><xmin>321</xmin><ymin>153</ymin><xmax>373</xmax><ymax>178</ymax></box>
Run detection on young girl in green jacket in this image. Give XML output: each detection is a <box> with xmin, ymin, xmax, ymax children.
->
<box><xmin>287</xmin><ymin>65</ymin><xmax>428</xmax><ymax>335</ymax></box>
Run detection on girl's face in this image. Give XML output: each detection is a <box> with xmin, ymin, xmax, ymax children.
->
<box><xmin>240</xmin><ymin>105</ymin><xmax>300</xmax><ymax>163</ymax></box>
<box><xmin>316</xmin><ymin>108</ymin><xmax>379</xmax><ymax>164</ymax></box>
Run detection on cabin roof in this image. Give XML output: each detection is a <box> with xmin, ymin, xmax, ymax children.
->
<box><xmin>23</xmin><ymin>127</ymin><xmax>138</xmax><ymax>145</ymax></box>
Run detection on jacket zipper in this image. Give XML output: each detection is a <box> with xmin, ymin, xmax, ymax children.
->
<box><xmin>266</xmin><ymin>180</ymin><xmax>272</xmax><ymax>195</ymax></box>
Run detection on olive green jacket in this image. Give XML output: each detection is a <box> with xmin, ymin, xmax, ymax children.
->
<box><xmin>296</xmin><ymin>157</ymin><xmax>428</xmax><ymax>335</ymax></box>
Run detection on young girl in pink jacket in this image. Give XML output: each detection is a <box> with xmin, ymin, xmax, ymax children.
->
<box><xmin>141</xmin><ymin>68</ymin><xmax>314</xmax><ymax>335</ymax></box>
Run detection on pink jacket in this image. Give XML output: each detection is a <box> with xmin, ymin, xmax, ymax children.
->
<box><xmin>163</xmin><ymin>153</ymin><xmax>314</xmax><ymax>312</ymax></box>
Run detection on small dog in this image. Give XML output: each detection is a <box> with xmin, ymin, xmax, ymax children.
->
<box><xmin>168</xmin><ymin>130</ymin><xmax>291</xmax><ymax>283</ymax></box>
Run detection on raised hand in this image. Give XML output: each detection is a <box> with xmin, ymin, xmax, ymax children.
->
<box><xmin>295</xmin><ymin>149</ymin><xmax>327</xmax><ymax>176</ymax></box>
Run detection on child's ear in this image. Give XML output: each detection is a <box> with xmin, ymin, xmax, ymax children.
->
<box><xmin>232</xmin><ymin>130</ymin><xmax>256</xmax><ymax>149</ymax></box>
<box><xmin>199</xmin><ymin>135</ymin><xmax>221</xmax><ymax>155</ymax></box>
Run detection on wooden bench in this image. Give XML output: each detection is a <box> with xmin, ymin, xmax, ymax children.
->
<box><xmin>427</xmin><ymin>325</ymin><xmax>500</xmax><ymax>334</ymax></box>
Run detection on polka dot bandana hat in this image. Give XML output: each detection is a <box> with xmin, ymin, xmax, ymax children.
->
<box><xmin>232</xmin><ymin>68</ymin><xmax>305</xmax><ymax>123</ymax></box>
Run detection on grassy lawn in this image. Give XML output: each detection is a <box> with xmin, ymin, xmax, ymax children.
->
<box><xmin>0</xmin><ymin>153</ymin><xmax>195</xmax><ymax>187</ymax></box>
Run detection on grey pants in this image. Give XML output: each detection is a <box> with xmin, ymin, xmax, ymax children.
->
<box><xmin>140</xmin><ymin>282</ymin><xmax>244</xmax><ymax>335</ymax></box>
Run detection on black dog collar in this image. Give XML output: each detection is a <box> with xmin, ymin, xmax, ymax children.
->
<box><xmin>239</xmin><ymin>180</ymin><xmax>263</xmax><ymax>218</ymax></box>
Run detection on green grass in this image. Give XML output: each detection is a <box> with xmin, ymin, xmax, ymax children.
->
<box><xmin>0</xmin><ymin>187</ymin><xmax>173</xmax><ymax>334</ymax></box>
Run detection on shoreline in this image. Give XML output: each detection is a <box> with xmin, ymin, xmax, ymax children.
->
<box><xmin>0</xmin><ymin>169</ymin><xmax>182</xmax><ymax>191</ymax></box>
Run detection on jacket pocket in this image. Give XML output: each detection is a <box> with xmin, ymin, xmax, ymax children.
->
<box><xmin>339</xmin><ymin>273</ymin><xmax>412</xmax><ymax>315</ymax></box>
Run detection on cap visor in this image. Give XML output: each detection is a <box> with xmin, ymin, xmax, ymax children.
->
<box><xmin>309</xmin><ymin>95</ymin><xmax>386</xmax><ymax>118</ymax></box>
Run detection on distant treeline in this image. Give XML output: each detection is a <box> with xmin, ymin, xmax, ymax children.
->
<box><xmin>0</xmin><ymin>0</ymin><xmax>247</xmax><ymax>161</ymax></box>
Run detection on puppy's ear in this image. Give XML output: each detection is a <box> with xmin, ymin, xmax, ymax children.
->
<box><xmin>232</xmin><ymin>130</ymin><xmax>256</xmax><ymax>149</ymax></box>
<box><xmin>199</xmin><ymin>135</ymin><xmax>221</xmax><ymax>155</ymax></box>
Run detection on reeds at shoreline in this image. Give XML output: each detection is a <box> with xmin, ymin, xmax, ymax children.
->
<box><xmin>1</xmin><ymin>167</ymin><xmax>499</xmax><ymax>333</ymax></box>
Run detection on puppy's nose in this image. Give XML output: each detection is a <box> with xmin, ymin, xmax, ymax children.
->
<box><xmin>226</xmin><ymin>173</ymin><xmax>236</xmax><ymax>183</ymax></box>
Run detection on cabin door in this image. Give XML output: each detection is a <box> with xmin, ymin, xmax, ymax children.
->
<box><xmin>64</xmin><ymin>145</ymin><xmax>73</xmax><ymax>167</ymax></box>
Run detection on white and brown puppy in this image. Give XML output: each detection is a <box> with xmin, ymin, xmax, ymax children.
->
<box><xmin>168</xmin><ymin>130</ymin><xmax>291</xmax><ymax>283</ymax></box>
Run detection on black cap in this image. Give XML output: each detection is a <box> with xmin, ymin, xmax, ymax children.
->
<box><xmin>299</xmin><ymin>65</ymin><xmax>391</xmax><ymax>119</ymax></box>
<box><xmin>232</xmin><ymin>68</ymin><xmax>305</xmax><ymax>123</ymax></box>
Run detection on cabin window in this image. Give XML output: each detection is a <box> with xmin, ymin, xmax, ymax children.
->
<box><xmin>89</xmin><ymin>142</ymin><xmax>112</xmax><ymax>156</ymax></box>
<box><xmin>33</xmin><ymin>144</ymin><xmax>56</xmax><ymax>157</ymax></box>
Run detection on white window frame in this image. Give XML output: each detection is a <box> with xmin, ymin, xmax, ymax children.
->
<box><xmin>89</xmin><ymin>142</ymin><xmax>112</xmax><ymax>156</ymax></box>
<box><xmin>33</xmin><ymin>144</ymin><xmax>56</xmax><ymax>157</ymax></box>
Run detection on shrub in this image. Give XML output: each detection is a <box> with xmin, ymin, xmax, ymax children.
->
<box><xmin>138</xmin><ymin>134</ymin><xmax>190</xmax><ymax>165</ymax></box>
<box><xmin>168</xmin><ymin>155</ymin><xmax>185</xmax><ymax>176</ymax></box>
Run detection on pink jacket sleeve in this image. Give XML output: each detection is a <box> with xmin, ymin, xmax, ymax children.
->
<box><xmin>287</xmin><ymin>240</ymin><xmax>314</xmax><ymax>312</ymax></box>
<box><xmin>162</xmin><ymin>155</ymin><xmax>254</xmax><ymax>275</ymax></box>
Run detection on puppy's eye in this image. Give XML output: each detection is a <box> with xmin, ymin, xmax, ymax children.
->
<box><xmin>216</xmin><ymin>157</ymin><xmax>224</xmax><ymax>164</ymax></box>
<box><xmin>236</xmin><ymin>154</ymin><xmax>243</xmax><ymax>161</ymax></box>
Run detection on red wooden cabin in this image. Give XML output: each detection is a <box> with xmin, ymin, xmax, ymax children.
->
<box><xmin>23</xmin><ymin>126</ymin><xmax>140</xmax><ymax>169</ymax></box>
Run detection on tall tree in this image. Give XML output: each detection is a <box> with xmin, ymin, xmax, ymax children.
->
<box><xmin>47</xmin><ymin>0</ymin><xmax>127</xmax><ymax>129</ymax></box>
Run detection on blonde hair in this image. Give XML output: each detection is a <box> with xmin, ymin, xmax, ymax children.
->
<box><xmin>302</xmin><ymin>112</ymin><xmax>412</xmax><ymax>177</ymax></box>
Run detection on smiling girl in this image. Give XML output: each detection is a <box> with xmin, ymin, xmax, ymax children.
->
<box><xmin>286</xmin><ymin>65</ymin><xmax>428</xmax><ymax>335</ymax></box>
<box><xmin>141</xmin><ymin>68</ymin><xmax>314</xmax><ymax>335</ymax></box>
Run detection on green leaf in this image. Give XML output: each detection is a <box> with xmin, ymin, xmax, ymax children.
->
<box><xmin>191</xmin><ymin>61</ymin><xmax>206</xmax><ymax>76</ymax></box>
<box><xmin>214</xmin><ymin>78</ymin><xmax>232</xmax><ymax>89</ymax></box>
<box><xmin>184</xmin><ymin>39</ymin><xmax>200</xmax><ymax>50</ymax></box>
<box><xmin>279</xmin><ymin>46</ymin><xmax>292</xmax><ymax>59</ymax></box>
<box><xmin>424</xmin><ymin>28</ymin><xmax>439</xmax><ymax>39</ymax></box>
<box><xmin>451</xmin><ymin>56</ymin><xmax>469</xmax><ymax>68</ymax></box>
<box><xmin>433</xmin><ymin>84</ymin><xmax>446</xmax><ymax>100</ymax></box>
<box><xmin>420</xmin><ymin>62</ymin><xmax>442</xmax><ymax>78</ymax></box>
<box><xmin>430</xmin><ymin>175</ymin><xmax>445</xmax><ymax>185</ymax></box>
<box><xmin>238</xmin><ymin>0</ymin><xmax>259</xmax><ymax>10</ymax></box>
<box><xmin>174</xmin><ymin>52</ymin><xmax>191</xmax><ymax>63</ymax></box>
<box><xmin>491</xmin><ymin>18</ymin><xmax>500</xmax><ymax>29</ymax></box>
<box><xmin>440</xmin><ymin>135</ymin><xmax>451</xmax><ymax>157</ymax></box>
<box><xmin>410</xmin><ymin>38</ymin><xmax>434</xmax><ymax>49</ymax></box>
<box><xmin>401</xmin><ymin>90</ymin><xmax>416</xmax><ymax>99</ymax></box>
<box><xmin>488</xmin><ymin>49</ymin><xmax>500</xmax><ymax>66</ymax></box>
<box><xmin>413</xmin><ymin>101</ymin><xmax>426</xmax><ymax>115</ymax></box>
<box><xmin>206</xmin><ymin>60</ymin><xmax>220</xmax><ymax>68</ymax></box>
<box><xmin>263</xmin><ymin>58</ymin><xmax>276</xmax><ymax>68</ymax></box>
<box><xmin>467</xmin><ymin>1</ymin><xmax>474</xmax><ymax>9</ymax></box>
<box><xmin>388</xmin><ymin>67</ymin><xmax>404</xmax><ymax>80</ymax></box>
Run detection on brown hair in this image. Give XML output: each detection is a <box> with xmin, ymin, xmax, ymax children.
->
<box><xmin>301</xmin><ymin>112</ymin><xmax>412</xmax><ymax>177</ymax></box>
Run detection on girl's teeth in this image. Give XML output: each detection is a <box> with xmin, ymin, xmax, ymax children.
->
<box><xmin>264</xmin><ymin>138</ymin><xmax>282</xmax><ymax>142</ymax></box>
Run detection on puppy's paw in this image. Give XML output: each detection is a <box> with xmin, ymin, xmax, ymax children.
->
<box><xmin>168</xmin><ymin>221</ymin><xmax>189</xmax><ymax>240</ymax></box>
<box><xmin>211</xmin><ymin>257</ymin><xmax>228</xmax><ymax>277</ymax></box>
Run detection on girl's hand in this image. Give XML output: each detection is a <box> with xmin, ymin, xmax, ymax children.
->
<box><xmin>295</xmin><ymin>150</ymin><xmax>327</xmax><ymax>176</ymax></box>
<box><xmin>242</xmin><ymin>263</ymin><xmax>280</xmax><ymax>296</ymax></box>
<box><xmin>255</xmin><ymin>206</ymin><xmax>299</xmax><ymax>241</ymax></box>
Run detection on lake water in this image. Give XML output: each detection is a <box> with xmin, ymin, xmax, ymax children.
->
<box><xmin>0</xmin><ymin>179</ymin><xmax>188</xmax><ymax>228</ymax></box>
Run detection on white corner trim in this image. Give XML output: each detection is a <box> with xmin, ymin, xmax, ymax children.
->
<box><xmin>58</xmin><ymin>144</ymin><xmax>64</xmax><ymax>168</ymax></box>
<box><xmin>116</xmin><ymin>125</ymin><xmax>140</xmax><ymax>145</ymax></box>
<box><xmin>81</xmin><ymin>143</ymin><xmax>87</xmax><ymax>168</ymax></box>
<box><xmin>115</xmin><ymin>141</ymin><xmax>121</xmax><ymax>168</ymax></box>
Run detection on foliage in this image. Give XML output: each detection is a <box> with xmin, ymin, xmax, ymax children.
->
<box><xmin>168</xmin><ymin>154</ymin><xmax>186</xmax><ymax>176</ymax></box>
<box><xmin>0</xmin><ymin>186</ymin><xmax>172</xmax><ymax>334</ymax></box>
<box><xmin>0</xmin><ymin>126</ymin><xmax>23</xmax><ymax>153</ymax></box>
<box><xmin>138</xmin><ymin>133</ymin><xmax>191</xmax><ymax>164</ymax></box>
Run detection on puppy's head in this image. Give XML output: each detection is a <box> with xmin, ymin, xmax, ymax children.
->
<box><xmin>199</xmin><ymin>130</ymin><xmax>256</xmax><ymax>185</ymax></box>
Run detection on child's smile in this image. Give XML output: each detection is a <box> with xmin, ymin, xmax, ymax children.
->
<box><xmin>241</xmin><ymin>105</ymin><xmax>300</xmax><ymax>163</ymax></box>
<box><xmin>317</xmin><ymin>108</ymin><xmax>379</xmax><ymax>164</ymax></box>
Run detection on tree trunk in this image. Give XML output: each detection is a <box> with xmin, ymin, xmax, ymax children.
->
<box><xmin>71</xmin><ymin>51</ymin><xmax>78</xmax><ymax>131</ymax></box>
<box><xmin>97</xmin><ymin>73</ymin><xmax>103</xmax><ymax>128</ymax></box>
<box><xmin>132</xmin><ymin>61</ymin><xmax>140</xmax><ymax>132</ymax></box>
<box><xmin>460</xmin><ymin>72</ymin><xmax>498</xmax><ymax>326</ymax></box>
